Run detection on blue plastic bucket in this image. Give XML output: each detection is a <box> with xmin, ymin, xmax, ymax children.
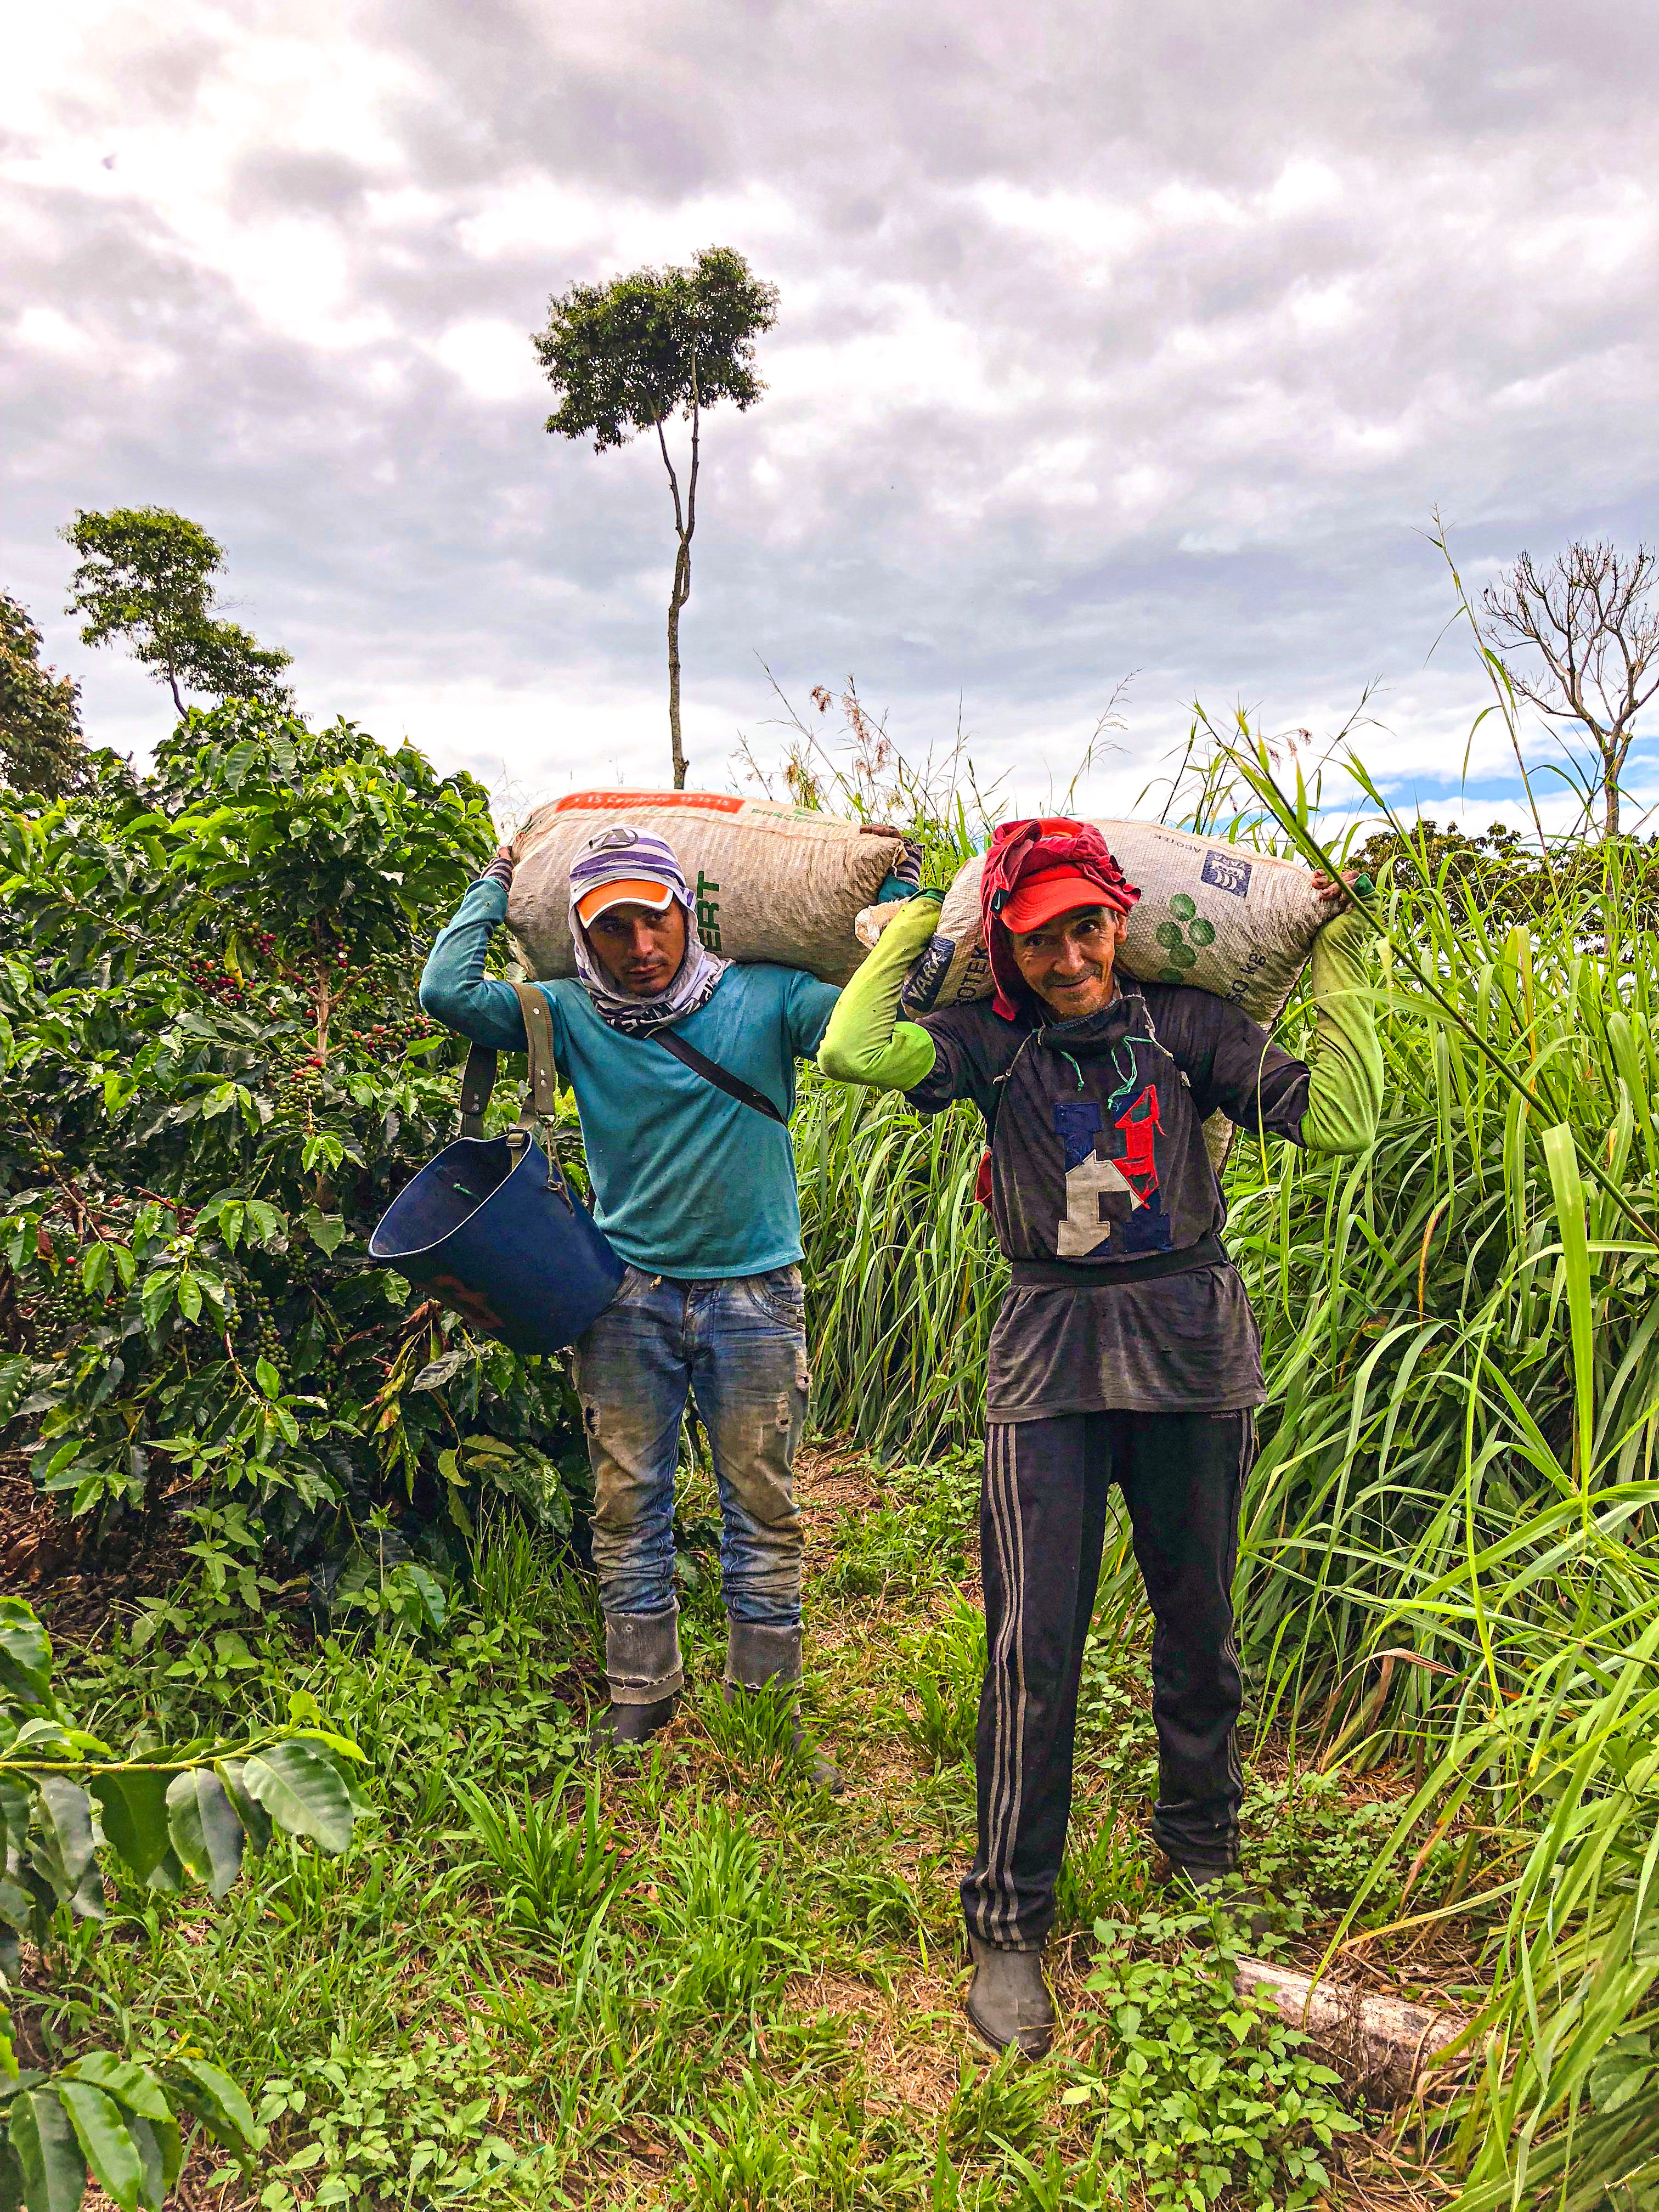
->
<box><xmin>369</xmin><ymin>1135</ymin><xmax>624</xmax><ymax>1356</ymax></box>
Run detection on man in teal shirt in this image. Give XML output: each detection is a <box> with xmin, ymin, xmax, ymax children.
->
<box><xmin>421</xmin><ymin>822</ymin><xmax>900</xmax><ymax>1780</ymax></box>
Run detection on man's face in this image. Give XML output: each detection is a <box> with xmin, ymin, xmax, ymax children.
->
<box><xmin>1008</xmin><ymin>905</ymin><xmax>1127</xmax><ymax>1019</ymax></box>
<box><xmin>585</xmin><ymin>900</ymin><xmax>688</xmax><ymax>997</ymax></box>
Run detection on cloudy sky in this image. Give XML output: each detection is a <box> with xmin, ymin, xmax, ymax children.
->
<box><xmin>6</xmin><ymin>1</ymin><xmax>1657</xmax><ymax>832</ymax></box>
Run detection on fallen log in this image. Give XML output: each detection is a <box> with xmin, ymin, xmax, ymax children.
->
<box><xmin>1235</xmin><ymin>1956</ymin><xmax>1467</xmax><ymax>2104</ymax></box>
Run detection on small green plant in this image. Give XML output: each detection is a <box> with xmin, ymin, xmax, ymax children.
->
<box><xmin>1244</xmin><ymin>1769</ymin><xmax>1457</xmax><ymax>1925</ymax></box>
<box><xmin>900</xmin><ymin>1601</ymin><xmax>986</xmax><ymax>1770</ymax></box>
<box><xmin>823</xmin><ymin>1447</ymin><xmax>981</xmax><ymax>1602</ymax></box>
<box><xmin>696</xmin><ymin>1675</ymin><xmax>820</xmax><ymax>1797</ymax></box>
<box><xmin>450</xmin><ymin>1768</ymin><xmax>619</xmax><ymax>1937</ymax></box>
<box><xmin>0</xmin><ymin>1595</ymin><xmax>366</xmax><ymax>2211</ymax></box>
<box><xmin>944</xmin><ymin>2048</ymin><xmax>1052</xmax><ymax>2158</ymax></box>
<box><xmin>1063</xmin><ymin>1907</ymin><xmax>1357</xmax><ymax>2211</ymax></box>
<box><xmin>252</xmin><ymin>2036</ymin><xmax>531</xmax><ymax>2210</ymax></box>
<box><xmin>651</xmin><ymin>1802</ymin><xmax>796</xmax><ymax>2026</ymax></box>
<box><xmin>1053</xmin><ymin>1814</ymin><xmax>1148</xmax><ymax>1934</ymax></box>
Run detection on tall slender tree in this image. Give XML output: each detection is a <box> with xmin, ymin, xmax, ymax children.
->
<box><xmin>534</xmin><ymin>247</ymin><xmax>777</xmax><ymax>788</ymax></box>
<box><xmin>1482</xmin><ymin>539</ymin><xmax>1659</xmax><ymax>839</ymax></box>
<box><xmin>63</xmin><ymin>506</ymin><xmax>293</xmax><ymax>721</ymax></box>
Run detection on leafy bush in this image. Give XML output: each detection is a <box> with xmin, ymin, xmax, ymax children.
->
<box><xmin>0</xmin><ymin>702</ymin><xmax>580</xmax><ymax>1575</ymax></box>
<box><xmin>1065</xmin><ymin>1906</ymin><xmax>1357</xmax><ymax>2211</ymax></box>
<box><xmin>0</xmin><ymin>1594</ymin><xmax>366</xmax><ymax>2211</ymax></box>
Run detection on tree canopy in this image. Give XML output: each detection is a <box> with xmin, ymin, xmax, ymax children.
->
<box><xmin>62</xmin><ymin>506</ymin><xmax>294</xmax><ymax>721</ymax></box>
<box><xmin>535</xmin><ymin>245</ymin><xmax>777</xmax><ymax>451</ymax></box>
<box><xmin>534</xmin><ymin>247</ymin><xmax>778</xmax><ymax>787</ymax></box>
<box><xmin>0</xmin><ymin>591</ymin><xmax>86</xmax><ymax>799</ymax></box>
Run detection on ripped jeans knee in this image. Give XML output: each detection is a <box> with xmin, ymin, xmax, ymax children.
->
<box><xmin>572</xmin><ymin>1265</ymin><xmax>809</xmax><ymax>1626</ymax></box>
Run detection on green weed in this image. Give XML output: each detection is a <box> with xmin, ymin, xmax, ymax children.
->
<box><xmin>450</xmin><ymin>1767</ymin><xmax>621</xmax><ymax>1937</ymax></box>
<box><xmin>1065</xmin><ymin>1908</ymin><xmax>1358</xmax><ymax>2211</ymax></box>
<box><xmin>900</xmin><ymin>1600</ymin><xmax>986</xmax><ymax>1770</ymax></box>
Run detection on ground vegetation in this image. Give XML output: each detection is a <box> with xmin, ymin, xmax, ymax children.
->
<box><xmin>0</xmin><ymin>640</ymin><xmax>1652</xmax><ymax>2208</ymax></box>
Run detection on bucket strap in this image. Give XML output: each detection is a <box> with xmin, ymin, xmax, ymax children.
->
<box><xmin>457</xmin><ymin>1044</ymin><xmax>496</xmax><ymax>1141</ymax></box>
<box><xmin>509</xmin><ymin>983</ymin><xmax>569</xmax><ymax>1201</ymax></box>
<box><xmin>512</xmin><ymin>982</ymin><xmax>560</xmax><ymax>1119</ymax></box>
<box><xmin>452</xmin><ymin>986</ymin><xmax>571</xmax><ymax>1204</ymax></box>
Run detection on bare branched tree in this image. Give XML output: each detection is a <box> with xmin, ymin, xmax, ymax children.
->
<box><xmin>1481</xmin><ymin>540</ymin><xmax>1659</xmax><ymax>838</ymax></box>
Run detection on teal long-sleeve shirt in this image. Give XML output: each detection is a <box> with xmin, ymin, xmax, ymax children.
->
<box><xmin>419</xmin><ymin>879</ymin><xmax>840</xmax><ymax>1279</ymax></box>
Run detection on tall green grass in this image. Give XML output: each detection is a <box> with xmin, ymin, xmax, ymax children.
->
<box><xmin>798</xmin><ymin>718</ymin><xmax>1659</xmax><ymax>2205</ymax></box>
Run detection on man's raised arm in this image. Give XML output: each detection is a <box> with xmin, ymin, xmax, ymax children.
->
<box><xmin>816</xmin><ymin>890</ymin><xmax>941</xmax><ymax>1091</ymax></box>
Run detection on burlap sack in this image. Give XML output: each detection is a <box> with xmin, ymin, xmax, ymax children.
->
<box><xmin>864</xmin><ymin>822</ymin><xmax>1328</xmax><ymax>1173</ymax></box>
<box><xmin>507</xmin><ymin>790</ymin><xmax>907</xmax><ymax>985</ymax></box>
<box><xmin>896</xmin><ymin>822</ymin><xmax>1325</xmax><ymax>1027</ymax></box>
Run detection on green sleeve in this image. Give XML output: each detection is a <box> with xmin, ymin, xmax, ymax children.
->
<box><xmin>817</xmin><ymin>893</ymin><xmax>941</xmax><ymax>1092</ymax></box>
<box><xmin>1299</xmin><ymin>907</ymin><xmax>1384</xmax><ymax>1155</ymax></box>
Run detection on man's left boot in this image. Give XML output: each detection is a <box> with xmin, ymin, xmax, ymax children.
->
<box><xmin>965</xmin><ymin>1934</ymin><xmax>1057</xmax><ymax>2060</ymax></box>
<box><xmin>723</xmin><ymin>1620</ymin><xmax>844</xmax><ymax>1795</ymax></box>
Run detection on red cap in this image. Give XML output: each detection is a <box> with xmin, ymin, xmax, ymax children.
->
<box><xmin>998</xmin><ymin>869</ymin><xmax>1119</xmax><ymax>936</ymax></box>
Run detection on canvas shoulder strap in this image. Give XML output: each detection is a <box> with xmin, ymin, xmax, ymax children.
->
<box><xmin>454</xmin><ymin>983</ymin><xmax>561</xmax><ymax>1147</ymax></box>
<box><xmin>511</xmin><ymin>982</ymin><xmax>559</xmax><ymax>1119</ymax></box>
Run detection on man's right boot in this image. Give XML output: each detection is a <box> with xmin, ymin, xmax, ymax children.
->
<box><xmin>964</xmin><ymin>1934</ymin><xmax>1057</xmax><ymax>2060</ymax></box>
<box><xmin>723</xmin><ymin>1619</ymin><xmax>844</xmax><ymax>1793</ymax></box>
<box><xmin>590</xmin><ymin>1606</ymin><xmax>683</xmax><ymax>1753</ymax></box>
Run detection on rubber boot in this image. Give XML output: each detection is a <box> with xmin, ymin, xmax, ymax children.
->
<box><xmin>965</xmin><ymin>1935</ymin><xmax>1056</xmax><ymax>2060</ymax></box>
<box><xmin>723</xmin><ymin>1620</ymin><xmax>843</xmax><ymax>1795</ymax></box>
<box><xmin>591</xmin><ymin>1607</ymin><xmax>682</xmax><ymax>1754</ymax></box>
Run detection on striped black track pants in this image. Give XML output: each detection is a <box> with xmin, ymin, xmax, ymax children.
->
<box><xmin>963</xmin><ymin>1407</ymin><xmax>1254</xmax><ymax>1950</ymax></box>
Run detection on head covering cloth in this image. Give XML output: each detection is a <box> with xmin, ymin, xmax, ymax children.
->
<box><xmin>978</xmin><ymin>816</ymin><xmax>1141</xmax><ymax>1022</ymax></box>
<box><xmin>567</xmin><ymin>824</ymin><xmax>729</xmax><ymax>1034</ymax></box>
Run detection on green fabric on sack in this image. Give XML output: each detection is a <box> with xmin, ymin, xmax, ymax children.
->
<box><xmin>1299</xmin><ymin>905</ymin><xmax>1384</xmax><ymax>1155</ymax></box>
<box><xmin>817</xmin><ymin>891</ymin><xmax>941</xmax><ymax>1092</ymax></box>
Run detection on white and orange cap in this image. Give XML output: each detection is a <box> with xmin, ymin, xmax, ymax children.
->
<box><xmin>574</xmin><ymin>877</ymin><xmax>675</xmax><ymax>929</ymax></box>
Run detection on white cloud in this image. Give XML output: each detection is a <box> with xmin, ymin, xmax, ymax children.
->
<box><xmin>2</xmin><ymin>0</ymin><xmax>1656</xmax><ymax>821</ymax></box>
<box><xmin>10</xmin><ymin>307</ymin><xmax>95</xmax><ymax>362</ymax></box>
<box><xmin>429</xmin><ymin>317</ymin><xmax>542</xmax><ymax>402</ymax></box>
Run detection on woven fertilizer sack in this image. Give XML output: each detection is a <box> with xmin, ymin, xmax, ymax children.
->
<box><xmin>507</xmin><ymin>789</ymin><xmax>909</xmax><ymax>985</ymax></box>
<box><xmin>866</xmin><ymin>823</ymin><xmax>1329</xmax><ymax>1173</ymax></box>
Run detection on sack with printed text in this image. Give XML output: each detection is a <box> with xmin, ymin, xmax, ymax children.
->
<box><xmin>509</xmin><ymin>790</ymin><xmax>910</xmax><ymax>984</ymax></box>
<box><xmin>858</xmin><ymin>821</ymin><xmax>1329</xmax><ymax>1171</ymax></box>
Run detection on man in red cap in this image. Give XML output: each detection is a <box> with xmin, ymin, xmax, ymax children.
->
<box><xmin>819</xmin><ymin>817</ymin><xmax>1381</xmax><ymax>2057</ymax></box>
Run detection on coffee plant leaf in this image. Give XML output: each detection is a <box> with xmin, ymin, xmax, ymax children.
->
<box><xmin>240</xmin><ymin>1740</ymin><xmax>354</xmax><ymax>1853</ymax></box>
<box><xmin>7</xmin><ymin>2085</ymin><xmax>84</xmax><ymax>2212</ymax></box>
<box><xmin>163</xmin><ymin>1769</ymin><xmax>244</xmax><ymax>1898</ymax></box>
<box><xmin>86</xmin><ymin>1773</ymin><xmax>173</xmax><ymax>1884</ymax></box>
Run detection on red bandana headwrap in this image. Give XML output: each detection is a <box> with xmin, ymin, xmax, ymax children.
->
<box><xmin>979</xmin><ymin>816</ymin><xmax>1141</xmax><ymax>1020</ymax></box>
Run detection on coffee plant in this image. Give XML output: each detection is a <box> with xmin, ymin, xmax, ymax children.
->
<box><xmin>1</xmin><ymin>1593</ymin><xmax>368</xmax><ymax>2211</ymax></box>
<box><xmin>0</xmin><ymin>701</ymin><xmax>584</xmax><ymax>1587</ymax></box>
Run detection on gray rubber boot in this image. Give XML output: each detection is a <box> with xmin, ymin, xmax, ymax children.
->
<box><xmin>965</xmin><ymin>1934</ymin><xmax>1057</xmax><ymax>2059</ymax></box>
<box><xmin>591</xmin><ymin>1607</ymin><xmax>683</xmax><ymax>1752</ymax></box>
<box><xmin>723</xmin><ymin>1621</ymin><xmax>843</xmax><ymax>1795</ymax></box>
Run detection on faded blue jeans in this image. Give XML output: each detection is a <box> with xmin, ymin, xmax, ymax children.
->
<box><xmin>571</xmin><ymin>1263</ymin><xmax>810</xmax><ymax>1635</ymax></box>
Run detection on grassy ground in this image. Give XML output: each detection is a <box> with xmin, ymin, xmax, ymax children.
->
<box><xmin>25</xmin><ymin>1442</ymin><xmax>1485</xmax><ymax>2211</ymax></box>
